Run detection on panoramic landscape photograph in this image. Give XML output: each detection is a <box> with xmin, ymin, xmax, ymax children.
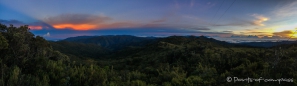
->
<box><xmin>1</xmin><ymin>0</ymin><xmax>297</xmax><ymax>85</ymax></box>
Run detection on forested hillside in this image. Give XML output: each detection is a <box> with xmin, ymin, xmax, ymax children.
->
<box><xmin>1</xmin><ymin>24</ymin><xmax>297</xmax><ymax>85</ymax></box>
<box><xmin>62</xmin><ymin>35</ymin><xmax>156</xmax><ymax>51</ymax></box>
<box><xmin>49</xmin><ymin>41</ymin><xmax>108</xmax><ymax>60</ymax></box>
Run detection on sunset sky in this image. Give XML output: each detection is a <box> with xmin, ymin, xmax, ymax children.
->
<box><xmin>1</xmin><ymin>0</ymin><xmax>297</xmax><ymax>41</ymax></box>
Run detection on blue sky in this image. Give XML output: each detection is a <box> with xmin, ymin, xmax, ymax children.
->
<box><xmin>1</xmin><ymin>0</ymin><xmax>297</xmax><ymax>40</ymax></box>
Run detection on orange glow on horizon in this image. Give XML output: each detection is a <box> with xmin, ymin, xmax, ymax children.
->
<box><xmin>53</xmin><ymin>24</ymin><xmax>97</xmax><ymax>30</ymax></box>
<box><xmin>28</xmin><ymin>26</ymin><xmax>42</xmax><ymax>30</ymax></box>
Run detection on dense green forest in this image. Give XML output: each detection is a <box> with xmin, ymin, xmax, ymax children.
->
<box><xmin>0</xmin><ymin>24</ymin><xmax>297</xmax><ymax>86</ymax></box>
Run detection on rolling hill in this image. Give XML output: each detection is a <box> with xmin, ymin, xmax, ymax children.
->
<box><xmin>62</xmin><ymin>35</ymin><xmax>157</xmax><ymax>51</ymax></box>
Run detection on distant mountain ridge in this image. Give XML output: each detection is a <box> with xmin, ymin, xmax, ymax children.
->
<box><xmin>62</xmin><ymin>36</ymin><xmax>96</xmax><ymax>41</ymax></box>
<box><xmin>62</xmin><ymin>35</ymin><xmax>157</xmax><ymax>51</ymax></box>
<box><xmin>61</xmin><ymin>35</ymin><xmax>250</xmax><ymax>50</ymax></box>
<box><xmin>60</xmin><ymin>35</ymin><xmax>297</xmax><ymax>50</ymax></box>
